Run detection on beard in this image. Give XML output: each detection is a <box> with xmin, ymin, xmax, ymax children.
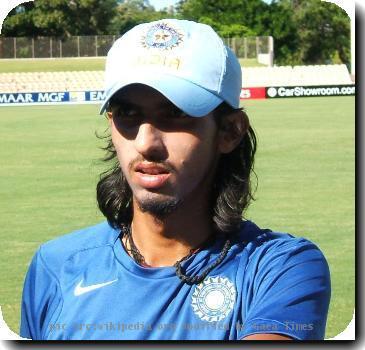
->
<box><xmin>136</xmin><ymin>195</ymin><xmax>182</xmax><ymax>219</ymax></box>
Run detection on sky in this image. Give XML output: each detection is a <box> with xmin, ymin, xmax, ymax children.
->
<box><xmin>149</xmin><ymin>0</ymin><xmax>272</xmax><ymax>10</ymax></box>
<box><xmin>149</xmin><ymin>0</ymin><xmax>179</xmax><ymax>10</ymax></box>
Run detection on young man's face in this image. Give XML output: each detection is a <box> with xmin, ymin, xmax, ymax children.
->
<box><xmin>109</xmin><ymin>84</ymin><xmax>221</xmax><ymax>216</ymax></box>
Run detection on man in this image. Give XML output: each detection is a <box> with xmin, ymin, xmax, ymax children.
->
<box><xmin>20</xmin><ymin>19</ymin><xmax>330</xmax><ymax>340</ymax></box>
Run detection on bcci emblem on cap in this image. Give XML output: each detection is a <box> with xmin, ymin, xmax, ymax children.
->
<box><xmin>142</xmin><ymin>22</ymin><xmax>184</xmax><ymax>50</ymax></box>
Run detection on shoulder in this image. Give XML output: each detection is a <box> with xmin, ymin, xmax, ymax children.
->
<box><xmin>238</xmin><ymin>220</ymin><xmax>327</xmax><ymax>253</ymax></box>
<box><xmin>235</xmin><ymin>221</ymin><xmax>331</xmax><ymax>340</ymax></box>
<box><xmin>37</xmin><ymin>221</ymin><xmax>120</xmax><ymax>277</ymax></box>
<box><xmin>237</xmin><ymin>220</ymin><xmax>330</xmax><ymax>273</ymax></box>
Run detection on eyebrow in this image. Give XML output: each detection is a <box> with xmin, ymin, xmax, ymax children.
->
<box><xmin>111</xmin><ymin>99</ymin><xmax>178</xmax><ymax>110</ymax></box>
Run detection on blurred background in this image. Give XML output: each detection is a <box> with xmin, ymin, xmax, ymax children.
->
<box><xmin>0</xmin><ymin>0</ymin><xmax>355</xmax><ymax>340</ymax></box>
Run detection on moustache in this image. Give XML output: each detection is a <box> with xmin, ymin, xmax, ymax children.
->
<box><xmin>128</xmin><ymin>156</ymin><xmax>175</xmax><ymax>173</ymax></box>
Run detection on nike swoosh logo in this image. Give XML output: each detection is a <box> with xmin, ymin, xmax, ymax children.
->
<box><xmin>74</xmin><ymin>278</ymin><xmax>118</xmax><ymax>296</ymax></box>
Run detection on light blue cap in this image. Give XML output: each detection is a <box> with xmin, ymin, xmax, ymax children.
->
<box><xmin>100</xmin><ymin>19</ymin><xmax>242</xmax><ymax>117</ymax></box>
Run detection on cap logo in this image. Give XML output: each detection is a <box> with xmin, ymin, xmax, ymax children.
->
<box><xmin>142</xmin><ymin>22</ymin><xmax>183</xmax><ymax>50</ymax></box>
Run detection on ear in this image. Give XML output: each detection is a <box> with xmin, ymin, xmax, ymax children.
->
<box><xmin>217</xmin><ymin>110</ymin><xmax>249</xmax><ymax>154</ymax></box>
<box><xmin>106</xmin><ymin>111</ymin><xmax>113</xmax><ymax>127</ymax></box>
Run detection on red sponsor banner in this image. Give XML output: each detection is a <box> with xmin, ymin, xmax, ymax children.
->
<box><xmin>240</xmin><ymin>87</ymin><xmax>266</xmax><ymax>100</ymax></box>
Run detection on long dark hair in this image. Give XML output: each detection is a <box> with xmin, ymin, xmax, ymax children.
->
<box><xmin>96</xmin><ymin>102</ymin><xmax>257</xmax><ymax>235</ymax></box>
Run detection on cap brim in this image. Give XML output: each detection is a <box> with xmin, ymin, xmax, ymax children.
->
<box><xmin>99</xmin><ymin>73</ymin><xmax>223</xmax><ymax>117</ymax></box>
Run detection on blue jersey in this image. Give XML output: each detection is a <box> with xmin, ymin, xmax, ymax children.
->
<box><xmin>20</xmin><ymin>220</ymin><xmax>330</xmax><ymax>340</ymax></box>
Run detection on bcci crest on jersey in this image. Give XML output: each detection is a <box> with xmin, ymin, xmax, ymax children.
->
<box><xmin>191</xmin><ymin>276</ymin><xmax>236</xmax><ymax>322</ymax></box>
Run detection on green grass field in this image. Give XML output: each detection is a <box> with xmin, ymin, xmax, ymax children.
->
<box><xmin>0</xmin><ymin>57</ymin><xmax>263</xmax><ymax>73</ymax></box>
<box><xmin>0</xmin><ymin>97</ymin><xmax>354</xmax><ymax>339</ymax></box>
<box><xmin>0</xmin><ymin>58</ymin><xmax>107</xmax><ymax>73</ymax></box>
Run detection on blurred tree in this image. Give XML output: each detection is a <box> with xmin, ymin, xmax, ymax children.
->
<box><xmin>110</xmin><ymin>0</ymin><xmax>174</xmax><ymax>34</ymax></box>
<box><xmin>177</xmin><ymin>0</ymin><xmax>350</xmax><ymax>66</ymax></box>
<box><xmin>2</xmin><ymin>0</ymin><xmax>118</xmax><ymax>37</ymax></box>
<box><xmin>177</xmin><ymin>0</ymin><xmax>269</xmax><ymax>36</ymax></box>
<box><xmin>291</xmin><ymin>0</ymin><xmax>350</xmax><ymax>65</ymax></box>
<box><xmin>265</xmin><ymin>0</ymin><xmax>301</xmax><ymax>65</ymax></box>
<box><xmin>2</xmin><ymin>2</ymin><xmax>39</xmax><ymax>36</ymax></box>
<box><xmin>191</xmin><ymin>16</ymin><xmax>255</xmax><ymax>38</ymax></box>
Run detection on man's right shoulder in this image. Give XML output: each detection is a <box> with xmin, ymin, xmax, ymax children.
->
<box><xmin>36</xmin><ymin>221</ymin><xmax>120</xmax><ymax>276</ymax></box>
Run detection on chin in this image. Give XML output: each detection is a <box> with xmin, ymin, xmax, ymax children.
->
<box><xmin>135</xmin><ymin>194</ymin><xmax>182</xmax><ymax>218</ymax></box>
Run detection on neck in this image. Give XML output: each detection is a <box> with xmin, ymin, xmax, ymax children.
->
<box><xmin>126</xmin><ymin>196</ymin><xmax>214</xmax><ymax>267</ymax></box>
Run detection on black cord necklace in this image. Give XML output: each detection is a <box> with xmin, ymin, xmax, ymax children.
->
<box><xmin>121</xmin><ymin>224</ymin><xmax>232</xmax><ymax>285</ymax></box>
<box><xmin>124</xmin><ymin>225</ymin><xmax>147</xmax><ymax>266</ymax></box>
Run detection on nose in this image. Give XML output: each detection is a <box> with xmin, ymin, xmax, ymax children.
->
<box><xmin>135</xmin><ymin>123</ymin><xmax>167</xmax><ymax>160</ymax></box>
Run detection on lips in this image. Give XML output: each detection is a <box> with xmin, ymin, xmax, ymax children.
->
<box><xmin>133</xmin><ymin>163</ymin><xmax>171</xmax><ymax>189</ymax></box>
<box><xmin>135</xmin><ymin>163</ymin><xmax>169</xmax><ymax>175</ymax></box>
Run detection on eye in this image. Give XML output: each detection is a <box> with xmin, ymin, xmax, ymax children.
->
<box><xmin>154</xmin><ymin>107</ymin><xmax>195</xmax><ymax>131</ymax></box>
<box><xmin>113</xmin><ymin>106</ymin><xmax>141</xmax><ymax>129</ymax></box>
<box><xmin>119</xmin><ymin>107</ymin><xmax>139</xmax><ymax>118</ymax></box>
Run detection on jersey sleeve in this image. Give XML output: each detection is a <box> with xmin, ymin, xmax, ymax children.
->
<box><xmin>20</xmin><ymin>247</ymin><xmax>63</xmax><ymax>340</ymax></box>
<box><xmin>238</xmin><ymin>237</ymin><xmax>331</xmax><ymax>340</ymax></box>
